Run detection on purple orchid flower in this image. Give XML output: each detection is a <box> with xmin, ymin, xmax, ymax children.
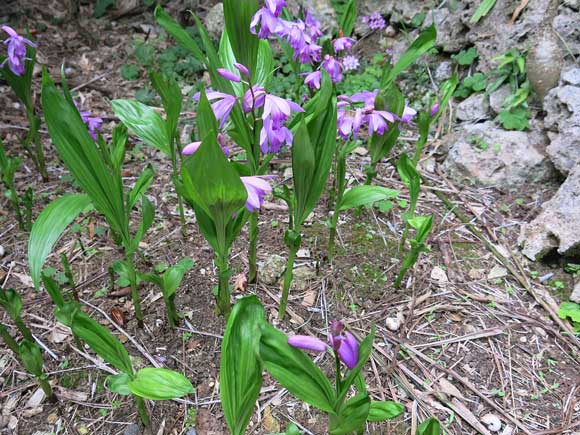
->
<box><xmin>262</xmin><ymin>94</ymin><xmax>303</xmax><ymax>127</ymax></box>
<box><xmin>260</xmin><ymin>116</ymin><xmax>293</xmax><ymax>153</ymax></box>
<box><xmin>217</xmin><ymin>68</ymin><xmax>241</xmax><ymax>83</ymax></box>
<box><xmin>430</xmin><ymin>102</ymin><xmax>440</xmax><ymax>117</ymax></box>
<box><xmin>78</xmin><ymin>109</ymin><xmax>103</xmax><ymax>141</ymax></box>
<box><xmin>241</xmin><ymin>175</ymin><xmax>273</xmax><ymax>212</ymax></box>
<box><xmin>362</xmin><ymin>13</ymin><xmax>386</xmax><ymax>30</ymax></box>
<box><xmin>398</xmin><ymin>105</ymin><xmax>417</xmax><ymax>125</ymax></box>
<box><xmin>1</xmin><ymin>25</ymin><xmax>36</xmax><ymax>76</ymax></box>
<box><xmin>243</xmin><ymin>85</ymin><xmax>266</xmax><ymax>113</ymax></box>
<box><xmin>265</xmin><ymin>0</ymin><xmax>286</xmax><ymax>17</ymax></box>
<box><xmin>250</xmin><ymin>8</ymin><xmax>280</xmax><ymax>39</ymax></box>
<box><xmin>234</xmin><ymin>62</ymin><xmax>250</xmax><ymax>79</ymax></box>
<box><xmin>348</xmin><ymin>89</ymin><xmax>379</xmax><ymax>110</ymax></box>
<box><xmin>333</xmin><ymin>37</ymin><xmax>355</xmax><ymax>53</ymax></box>
<box><xmin>304</xmin><ymin>70</ymin><xmax>321</xmax><ymax>90</ymax></box>
<box><xmin>367</xmin><ymin>110</ymin><xmax>395</xmax><ymax>135</ymax></box>
<box><xmin>342</xmin><ymin>55</ymin><xmax>360</xmax><ymax>72</ymax></box>
<box><xmin>288</xmin><ymin>320</ymin><xmax>359</xmax><ymax>369</ymax></box>
<box><xmin>322</xmin><ymin>55</ymin><xmax>342</xmax><ymax>83</ymax></box>
<box><xmin>304</xmin><ymin>10</ymin><xmax>323</xmax><ymax>39</ymax></box>
<box><xmin>194</xmin><ymin>91</ymin><xmax>237</xmax><ymax>129</ymax></box>
<box><xmin>182</xmin><ymin>141</ymin><xmax>202</xmax><ymax>155</ymax></box>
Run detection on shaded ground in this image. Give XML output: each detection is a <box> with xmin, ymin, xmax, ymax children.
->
<box><xmin>1</xmin><ymin>2</ymin><xmax>579</xmax><ymax>435</ymax></box>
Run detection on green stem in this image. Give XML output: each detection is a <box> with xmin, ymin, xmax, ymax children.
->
<box><xmin>334</xmin><ymin>350</ymin><xmax>342</xmax><ymax>393</ymax></box>
<box><xmin>134</xmin><ymin>396</ymin><xmax>150</xmax><ymax>426</ymax></box>
<box><xmin>170</xmin><ymin>139</ymin><xmax>186</xmax><ymax>237</ymax></box>
<box><xmin>126</xmin><ymin>252</ymin><xmax>144</xmax><ymax>328</ymax></box>
<box><xmin>37</xmin><ymin>376</ymin><xmax>55</xmax><ymax>401</ymax></box>
<box><xmin>60</xmin><ymin>253</ymin><xmax>79</xmax><ymax>302</ymax></box>
<box><xmin>279</xmin><ymin>243</ymin><xmax>299</xmax><ymax>320</ymax></box>
<box><xmin>31</xmin><ymin>115</ymin><xmax>47</xmax><ymax>181</ymax></box>
<box><xmin>165</xmin><ymin>295</ymin><xmax>178</xmax><ymax>329</ymax></box>
<box><xmin>8</xmin><ymin>187</ymin><xmax>25</xmax><ymax>230</ymax></box>
<box><xmin>328</xmin><ymin>156</ymin><xmax>346</xmax><ymax>260</ymax></box>
<box><xmin>364</xmin><ymin>163</ymin><xmax>377</xmax><ymax>186</ymax></box>
<box><xmin>0</xmin><ymin>324</ymin><xmax>19</xmax><ymax>354</ymax></box>
<box><xmin>216</xmin><ymin>255</ymin><xmax>231</xmax><ymax>319</ymax></box>
<box><xmin>14</xmin><ymin>318</ymin><xmax>34</xmax><ymax>343</ymax></box>
<box><xmin>248</xmin><ymin>213</ymin><xmax>259</xmax><ymax>284</ymax></box>
<box><xmin>394</xmin><ymin>249</ymin><xmax>419</xmax><ymax>288</ymax></box>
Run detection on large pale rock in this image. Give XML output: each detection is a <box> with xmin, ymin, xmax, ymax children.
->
<box><xmin>547</xmin><ymin>126</ymin><xmax>580</xmax><ymax>175</ymax></box>
<box><xmin>259</xmin><ymin>255</ymin><xmax>286</xmax><ymax>285</ymax></box>
<box><xmin>489</xmin><ymin>85</ymin><xmax>512</xmax><ymax>114</ymax></box>
<box><xmin>204</xmin><ymin>3</ymin><xmax>224</xmax><ymax>40</ymax></box>
<box><xmin>456</xmin><ymin>93</ymin><xmax>489</xmax><ymax>121</ymax></box>
<box><xmin>519</xmin><ymin>165</ymin><xmax>580</xmax><ymax>260</ymax></box>
<box><xmin>287</xmin><ymin>0</ymin><xmax>337</xmax><ymax>31</ymax></box>
<box><xmin>544</xmin><ymin>85</ymin><xmax>580</xmax><ymax>131</ymax></box>
<box><xmin>553</xmin><ymin>6</ymin><xmax>580</xmax><ymax>55</ymax></box>
<box><xmin>570</xmin><ymin>281</ymin><xmax>580</xmax><ymax>304</ymax></box>
<box><xmin>442</xmin><ymin>122</ymin><xmax>553</xmax><ymax>187</ymax></box>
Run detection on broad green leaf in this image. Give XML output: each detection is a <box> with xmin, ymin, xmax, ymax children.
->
<box><xmin>19</xmin><ymin>340</ymin><xmax>44</xmax><ymax>377</ymax></box>
<box><xmin>367</xmin><ymin>401</ymin><xmax>404</xmax><ymax>422</ymax></box>
<box><xmin>218</xmin><ymin>30</ymin><xmax>245</xmax><ymax>98</ymax></box>
<box><xmin>470</xmin><ymin>0</ymin><xmax>497</xmax><ymax>23</ymax></box>
<box><xmin>329</xmin><ymin>393</ymin><xmax>370</xmax><ymax>435</ymax></box>
<box><xmin>127</xmin><ymin>165</ymin><xmax>155</xmax><ymax>211</ymax></box>
<box><xmin>196</xmin><ymin>88</ymin><xmax>219</xmax><ymax>141</ymax></box>
<box><xmin>338</xmin><ymin>186</ymin><xmax>400</xmax><ymax>211</ymax></box>
<box><xmin>396</xmin><ymin>154</ymin><xmax>420</xmax><ymax>209</ymax></box>
<box><xmin>418</xmin><ymin>417</ymin><xmax>441</xmax><ymax>435</ymax></box>
<box><xmin>260</xmin><ymin>325</ymin><xmax>336</xmax><ymax>414</ymax></box>
<box><xmin>221</xmin><ymin>296</ymin><xmax>266</xmax><ymax>435</ymax></box>
<box><xmin>339</xmin><ymin>0</ymin><xmax>357</xmax><ymax>36</ymax></box>
<box><xmin>256</xmin><ymin>40</ymin><xmax>274</xmax><ymax>88</ymax></box>
<box><xmin>337</xmin><ymin>324</ymin><xmax>375</xmax><ymax>404</ymax></box>
<box><xmin>41</xmin><ymin>71</ymin><xmax>126</xmax><ymax>239</ymax></box>
<box><xmin>0</xmin><ymin>288</ymin><xmax>23</xmax><ymax>320</ymax></box>
<box><xmin>150</xmin><ymin>71</ymin><xmax>182</xmax><ymax>149</ymax></box>
<box><xmin>71</xmin><ymin>311</ymin><xmax>133</xmax><ymax>374</ymax></box>
<box><xmin>431</xmin><ymin>73</ymin><xmax>458</xmax><ymax>124</ymax></box>
<box><xmin>128</xmin><ymin>368</ymin><xmax>194</xmax><ymax>400</ymax></box>
<box><xmin>28</xmin><ymin>193</ymin><xmax>92</xmax><ymax>289</ymax></box>
<box><xmin>106</xmin><ymin>373</ymin><xmax>132</xmax><ymax>395</ymax></box>
<box><xmin>409</xmin><ymin>215</ymin><xmax>433</xmax><ymax>244</ymax></box>
<box><xmin>111</xmin><ymin>123</ymin><xmax>128</xmax><ymax>174</ymax></box>
<box><xmin>292</xmin><ymin>119</ymin><xmax>316</xmax><ymax>225</ymax></box>
<box><xmin>131</xmin><ymin>196</ymin><xmax>155</xmax><ymax>251</ymax></box>
<box><xmin>54</xmin><ymin>301</ymin><xmax>82</xmax><ymax>327</ymax></box>
<box><xmin>163</xmin><ymin>257</ymin><xmax>195</xmax><ymax>298</ymax></box>
<box><xmin>41</xmin><ymin>273</ymin><xmax>65</xmax><ymax>308</ymax></box>
<box><xmin>381</xmin><ymin>25</ymin><xmax>436</xmax><ymax>91</ymax></box>
<box><xmin>558</xmin><ymin>302</ymin><xmax>580</xmax><ymax>323</ymax></box>
<box><xmin>223</xmin><ymin>0</ymin><xmax>260</xmax><ymax>78</ymax></box>
<box><xmin>154</xmin><ymin>6</ymin><xmax>206</xmax><ymax>63</ymax></box>
<box><xmin>111</xmin><ymin>99</ymin><xmax>170</xmax><ymax>155</ymax></box>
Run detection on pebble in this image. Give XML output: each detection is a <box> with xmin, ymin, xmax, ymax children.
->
<box><xmin>0</xmin><ymin>245</ymin><xmax>5</xmax><ymax>257</ymax></box>
<box><xmin>123</xmin><ymin>423</ymin><xmax>141</xmax><ymax>435</ymax></box>
<box><xmin>481</xmin><ymin>414</ymin><xmax>502</xmax><ymax>432</ymax></box>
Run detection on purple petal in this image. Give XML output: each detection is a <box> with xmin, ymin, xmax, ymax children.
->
<box><xmin>337</xmin><ymin>331</ymin><xmax>359</xmax><ymax>369</ymax></box>
<box><xmin>234</xmin><ymin>62</ymin><xmax>250</xmax><ymax>79</ymax></box>
<box><xmin>288</xmin><ymin>335</ymin><xmax>327</xmax><ymax>352</ymax></box>
<box><xmin>217</xmin><ymin>68</ymin><xmax>241</xmax><ymax>83</ymax></box>
<box><xmin>182</xmin><ymin>141</ymin><xmax>202</xmax><ymax>155</ymax></box>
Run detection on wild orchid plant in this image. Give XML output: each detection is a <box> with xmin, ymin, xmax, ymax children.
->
<box><xmin>0</xmin><ymin>138</ymin><xmax>34</xmax><ymax>231</ymax></box>
<box><xmin>42</xmin><ymin>274</ymin><xmax>194</xmax><ymax>425</ymax></box>
<box><xmin>0</xmin><ymin>288</ymin><xmax>55</xmax><ymax>400</ymax></box>
<box><xmin>0</xmin><ymin>26</ymin><xmax>48</xmax><ymax>180</ymax></box>
<box><xmin>29</xmin><ymin>70</ymin><xmax>156</xmax><ymax>327</ymax></box>
<box><xmin>220</xmin><ymin>296</ymin><xmax>407</xmax><ymax>435</ymax></box>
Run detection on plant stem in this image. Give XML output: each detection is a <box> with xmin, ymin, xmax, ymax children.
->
<box><xmin>14</xmin><ymin>317</ymin><xmax>34</xmax><ymax>343</ymax></box>
<box><xmin>37</xmin><ymin>376</ymin><xmax>55</xmax><ymax>401</ymax></box>
<box><xmin>279</xmin><ymin>243</ymin><xmax>299</xmax><ymax>320</ymax></box>
<box><xmin>394</xmin><ymin>249</ymin><xmax>419</xmax><ymax>288</ymax></box>
<box><xmin>0</xmin><ymin>324</ymin><xmax>19</xmax><ymax>354</ymax></box>
<box><xmin>334</xmin><ymin>350</ymin><xmax>342</xmax><ymax>393</ymax></box>
<box><xmin>60</xmin><ymin>253</ymin><xmax>79</xmax><ymax>302</ymax></box>
<box><xmin>248</xmin><ymin>213</ymin><xmax>259</xmax><ymax>283</ymax></box>
<box><xmin>170</xmin><ymin>139</ymin><xmax>186</xmax><ymax>236</ymax></box>
<box><xmin>364</xmin><ymin>163</ymin><xmax>377</xmax><ymax>185</ymax></box>
<box><xmin>216</xmin><ymin>255</ymin><xmax>231</xmax><ymax>319</ymax></box>
<box><xmin>134</xmin><ymin>396</ymin><xmax>150</xmax><ymax>426</ymax></box>
<box><xmin>165</xmin><ymin>295</ymin><xmax>178</xmax><ymax>329</ymax></box>
<box><xmin>125</xmin><ymin>252</ymin><xmax>144</xmax><ymax>328</ymax></box>
<box><xmin>328</xmin><ymin>156</ymin><xmax>346</xmax><ymax>260</ymax></box>
<box><xmin>31</xmin><ymin>116</ymin><xmax>47</xmax><ymax>181</ymax></box>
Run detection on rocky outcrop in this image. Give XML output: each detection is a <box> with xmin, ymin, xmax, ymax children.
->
<box><xmin>519</xmin><ymin>166</ymin><xmax>580</xmax><ymax>260</ymax></box>
<box><xmin>442</xmin><ymin>122</ymin><xmax>553</xmax><ymax>187</ymax></box>
<box><xmin>456</xmin><ymin>93</ymin><xmax>489</xmax><ymax>121</ymax></box>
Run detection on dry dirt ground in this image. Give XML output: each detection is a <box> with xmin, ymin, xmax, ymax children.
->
<box><xmin>1</xmin><ymin>2</ymin><xmax>579</xmax><ymax>435</ymax></box>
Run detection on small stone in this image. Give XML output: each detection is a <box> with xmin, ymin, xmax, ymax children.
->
<box><xmin>489</xmin><ymin>85</ymin><xmax>511</xmax><ymax>114</ymax></box>
<box><xmin>481</xmin><ymin>414</ymin><xmax>502</xmax><ymax>432</ymax></box>
<box><xmin>385</xmin><ymin>25</ymin><xmax>396</xmax><ymax>37</ymax></box>
<box><xmin>385</xmin><ymin>311</ymin><xmax>404</xmax><ymax>331</ymax></box>
<box><xmin>434</xmin><ymin>60</ymin><xmax>453</xmax><ymax>82</ymax></box>
<box><xmin>123</xmin><ymin>423</ymin><xmax>141</xmax><ymax>435</ymax></box>
<box><xmin>293</xmin><ymin>265</ymin><xmax>316</xmax><ymax>290</ymax></box>
<box><xmin>353</xmin><ymin>146</ymin><xmax>368</xmax><ymax>156</ymax></box>
<box><xmin>519</xmin><ymin>336</ymin><xmax>527</xmax><ymax>343</ymax></box>
<box><xmin>185</xmin><ymin>429</ymin><xmax>197</xmax><ymax>435</ymax></box>
<box><xmin>562</xmin><ymin>67</ymin><xmax>580</xmax><ymax>86</ymax></box>
<box><xmin>570</xmin><ymin>281</ymin><xmax>580</xmax><ymax>304</ymax></box>
<box><xmin>0</xmin><ymin>245</ymin><xmax>5</xmax><ymax>257</ymax></box>
<box><xmin>258</xmin><ymin>255</ymin><xmax>286</xmax><ymax>285</ymax></box>
<box><xmin>283</xmin><ymin>167</ymin><xmax>293</xmax><ymax>179</ymax></box>
<box><xmin>430</xmin><ymin>266</ymin><xmax>448</xmax><ymax>284</ymax></box>
<box><xmin>456</xmin><ymin>93</ymin><xmax>489</xmax><ymax>122</ymax></box>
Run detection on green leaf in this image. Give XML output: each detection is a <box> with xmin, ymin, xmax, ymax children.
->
<box><xmin>381</xmin><ymin>25</ymin><xmax>436</xmax><ymax>90</ymax></box>
<box><xmin>149</xmin><ymin>70</ymin><xmax>182</xmax><ymax>148</ymax></box>
<box><xmin>41</xmin><ymin>71</ymin><xmax>127</xmax><ymax>239</ymax></box>
<box><xmin>111</xmin><ymin>99</ymin><xmax>171</xmax><ymax>156</ymax></box>
<box><xmin>451</xmin><ymin>47</ymin><xmax>478</xmax><ymax>66</ymax></box>
<box><xmin>221</xmin><ymin>296</ymin><xmax>266</xmax><ymax>435</ymax></box>
<box><xmin>93</xmin><ymin>0</ymin><xmax>116</xmax><ymax>18</ymax></box>
<box><xmin>19</xmin><ymin>340</ymin><xmax>44</xmax><ymax>377</ymax></box>
<box><xmin>120</xmin><ymin>64</ymin><xmax>140</xmax><ymax>81</ymax></box>
<box><xmin>127</xmin><ymin>165</ymin><xmax>155</xmax><ymax>211</ymax></box>
<box><xmin>28</xmin><ymin>193</ymin><xmax>92</xmax><ymax>289</ymax></box>
<box><xmin>131</xmin><ymin>196</ymin><xmax>155</xmax><ymax>251</ymax></box>
<box><xmin>154</xmin><ymin>6</ymin><xmax>207</xmax><ymax>63</ymax></box>
<box><xmin>497</xmin><ymin>107</ymin><xmax>529</xmax><ymax>131</ymax></box>
<box><xmin>0</xmin><ymin>288</ymin><xmax>23</xmax><ymax>320</ymax></box>
<box><xmin>106</xmin><ymin>373</ymin><xmax>132</xmax><ymax>395</ymax></box>
<box><xmin>260</xmin><ymin>325</ymin><xmax>336</xmax><ymax>414</ymax></box>
<box><xmin>111</xmin><ymin>123</ymin><xmax>128</xmax><ymax>174</ymax></box>
<box><xmin>256</xmin><ymin>39</ymin><xmax>274</xmax><ymax>88</ymax></box>
<box><xmin>418</xmin><ymin>417</ymin><xmax>441</xmax><ymax>435</ymax></box>
<box><xmin>128</xmin><ymin>368</ymin><xmax>194</xmax><ymax>400</ymax></box>
<box><xmin>558</xmin><ymin>302</ymin><xmax>580</xmax><ymax>323</ymax></box>
<box><xmin>396</xmin><ymin>154</ymin><xmax>420</xmax><ymax>214</ymax></box>
<box><xmin>41</xmin><ymin>273</ymin><xmax>65</xmax><ymax>308</ymax></box>
<box><xmin>223</xmin><ymin>0</ymin><xmax>260</xmax><ymax>78</ymax></box>
<box><xmin>162</xmin><ymin>257</ymin><xmax>195</xmax><ymax>298</ymax></box>
<box><xmin>338</xmin><ymin>186</ymin><xmax>400</xmax><ymax>211</ymax></box>
<box><xmin>409</xmin><ymin>215</ymin><xmax>433</xmax><ymax>244</ymax></box>
<box><xmin>431</xmin><ymin>73</ymin><xmax>458</xmax><ymax>124</ymax></box>
<box><xmin>71</xmin><ymin>312</ymin><xmax>133</xmax><ymax>374</ymax></box>
<box><xmin>337</xmin><ymin>324</ymin><xmax>375</xmax><ymax>404</ymax></box>
<box><xmin>329</xmin><ymin>393</ymin><xmax>370</xmax><ymax>435</ymax></box>
<box><xmin>367</xmin><ymin>401</ymin><xmax>404</xmax><ymax>422</ymax></box>
<box><xmin>339</xmin><ymin>0</ymin><xmax>357</xmax><ymax>36</ymax></box>
<box><xmin>292</xmin><ymin>118</ymin><xmax>316</xmax><ymax>225</ymax></box>
<box><xmin>218</xmin><ymin>30</ymin><xmax>246</xmax><ymax>98</ymax></box>
<box><xmin>470</xmin><ymin>0</ymin><xmax>497</xmax><ymax>23</ymax></box>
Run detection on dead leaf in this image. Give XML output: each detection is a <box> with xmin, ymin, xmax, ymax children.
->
<box><xmin>22</xmin><ymin>406</ymin><xmax>43</xmax><ymax>417</ymax></box>
<box><xmin>353</xmin><ymin>146</ymin><xmax>368</xmax><ymax>156</ymax></box>
<box><xmin>302</xmin><ymin>290</ymin><xmax>316</xmax><ymax>307</ymax></box>
<box><xmin>187</xmin><ymin>339</ymin><xmax>203</xmax><ymax>351</ymax></box>
<box><xmin>438</xmin><ymin>378</ymin><xmax>465</xmax><ymax>400</ymax></box>
<box><xmin>430</xmin><ymin>266</ymin><xmax>448</xmax><ymax>284</ymax></box>
<box><xmin>14</xmin><ymin>273</ymin><xmax>33</xmax><ymax>288</ymax></box>
<box><xmin>108</xmin><ymin>287</ymin><xmax>131</xmax><ymax>297</ymax></box>
<box><xmin>110</xmin><ymin>307</ymin><xmax>125</xmax><ymax>326</ymax></box>
<box><xmin>25</xmin><ymin>388</ymin><xmax>46</xmax><ymax>409</ymax></box>
<box><xmin>510</xmin><ymin>0</ymin><xmax>530</xmax><ymax>24</ymax></box>
<box><xmin>233</xmin><ymin>273</ymin><xmax>247</xmax><ymax>293</ymax></box>
<box><xmin>261</xmin><ymin>406</ymin><xmax>280</xmax><ymax>433</ymax></box>
<box><xmin>87</xmin><ymin>219</ymin><xmax>94</xmax><ymax>240</ymax></box>
<box><xmin>54</xmin><ymin>387</ymin><xmax>88</xmax><ymax>402</ymax></box>
<box><xmin>49</xmin><ymin>323</ymin><xmax>71</xmax><ymax>344</ymax></box>
<box><xmin>487</xmin><ymin>265</ymin><xmax>508</xmax><ymax>280</ymax></box>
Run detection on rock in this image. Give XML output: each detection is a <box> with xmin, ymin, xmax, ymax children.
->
<box><xmin>0</xmin><ymin>245</ymin><xmax>4</xmax><ymax>257</ymax></box>
<box><xmin>287</xmin><ymin>0</ymin><xmax>337</xmax><ymax>31</ymax></box>
<box><xmin>456</xmin><ymin>93</ymin><xmax>489</xmax><ymax>121</ymax></box>
<box><xmin>553</xmin><ymin>6</ymin><xmax>580</xmax><ymax>55</ymax></box>
<box><xmin>546</xmin><ymin>126</ymin><xmax>580</xmax><ymax>175</ymax></box>
<box><xmin>489</xmin><ymin>85</ymin><xmax>512</xmax><ymax>114</ymax></box>
<box><xmin>481</xmin><ymin>414</ymin><xmax>502</xmax><ymax>432</ymax></box>
<box><xmin>430</xmin><ymin>266</ymin><xmax>448</xmax><ymax>284</ymax></box>
<box><xmin>358</xmin><ymin>0</ymin><xmax>395</xmax><ymax>16</ymax></box>
<box><xmin>386</xmin><ymin>311</ymin><xmax>404</xmax><ymax>331</ymax></box>
<box><xmin>442</xmin><ymin>122</ymin><xmax>553</xmax><ymax>187</ymax></box>
<box><xmin>293</xmin><ymin>265</ymin><xmax>316</xmax><ymax>290</ymax></box>
<box><xmin>434</xmin><ymin>60</ymin><xmax>453</xmax><ymax>82</ymax></box>
<box><xmin>570</xmin><ymin>281</ymin><xmax>580</xmax><ymax>304</ymax></box>
<box><xmin>424</xmin><ymin>7</ymin><xmax>470</xmax><ymax>52</ymax></box>
<box><xmin>204</xmin><ymin>3</ymin><xmax>224</xmax><ymax>40</ymax></box>
<box><xmin>258</xmin><ymin>255</ymin><xmax>286</xmax><ymax>285</ymax></box>
<box><xmin>562</xmin><ymin>67</ymin><xmax>580</xmax><ymax>86</ymax></box>
<box><xmin>519</xmin><ymin>165</ymin><xmax>580</xmax><ymax>260</ymax></box>
<box><xmin>123</xmin><ymin>423</ymin><xmax>141</xmax><ymax>435</ymax></box>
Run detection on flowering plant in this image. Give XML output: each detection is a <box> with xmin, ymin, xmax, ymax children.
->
<box><xmin>0</xmin><ymin>26</ymin><xmax>47</xmax><ymax>179</ymax></box>
<box><xmin>220</xmin><ymin>296</ymin><xmax>405</xmax><ymax>435</ymax></box>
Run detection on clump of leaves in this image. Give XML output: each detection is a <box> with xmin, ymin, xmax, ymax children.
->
<box><xmin>558</xmin><ymin>302</ymin><xmax>580</xmax><ymax>334</ymax></box>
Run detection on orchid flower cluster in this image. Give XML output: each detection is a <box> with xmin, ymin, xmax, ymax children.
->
<box><xmin>1</xmin><ymin>25</ymin><xmax>48</xmax><ymax>180</ymax></box>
